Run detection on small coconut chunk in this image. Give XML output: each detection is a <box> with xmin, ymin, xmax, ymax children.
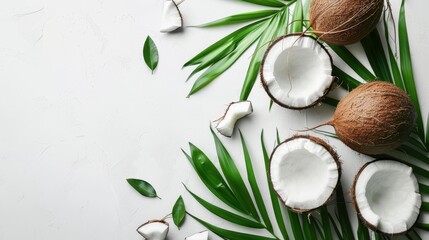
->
<box><xmin>185</xmin><ymin>230</ymin><xmax>209</xmax><ymax>240</ymax></box>
<box><xmin>261</xmin><ymin>34</ymin><xmax>333</xmax><ymax>109</ymax></box>
<box><xmin>215</xmin><ymin>101</ymin><xmax>253</xmax><ymax>137</ymax></box>
<box><xmin>270</xmin><ymin>135</ymin><xmax>340</xmax><ymax>212</ymax></box>
<box><xmin>352</xmin><ymin>160</ymin><xmax>421</xmax><ymax>235</ymax></box>
<box><xmin>160</xmin><ymin>0</ymin><xmax>183</xmax><ymax>33</ymax></box>
<box><xmin>137</xmin><ymin>220</ymin><xmax>169</xmax><ymax>240</ymax></box>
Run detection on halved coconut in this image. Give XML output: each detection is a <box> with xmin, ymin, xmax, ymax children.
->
<box><xmin>270</xmin><ymin>135</ymin><xmax>341</xmax><ymax>212</ymax></box>
<box><xmin>352</xmin><ymin>160</ymin><xmax>421</xmax><ymax>235</ymax></box>
<box><xmin>160</xmin><ymin>0</ymin><xmax>183</xmax><ymax>33</ymax></box>
<box><xmin>137</xmin><ymin>220</ymin><xmax>169</xmax><ymax>240</ymax></box>
<box><xmin>260</xmin><ymin>34</ymin><xmax>334</xmax><ymax>109</ymax></box>
<box><xmin>215</xmin><ymin>101</ymin><xmax>253</xmax><ymax>137</ymax></box>
<box><xmin>185</xmin><ymin>230</ymin><xmax>209</xmax><ymax>240</ymax></box>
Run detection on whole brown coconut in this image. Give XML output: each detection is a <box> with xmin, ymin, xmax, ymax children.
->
<box><xmin>309</xmin><ymin>0</ymin><xmax>384</xmax><ymax>45</ymax></box>
<box><xmin>324</xmin><ymin>81</ymin><xmax>416</xmax><ymax>155</ymax></box>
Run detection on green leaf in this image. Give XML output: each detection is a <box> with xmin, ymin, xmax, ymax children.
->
<box><xmin>374</xmin><ymin>232</ymin><xmax>383</xmax><ymax>240</ymax></box>
<box><xmin>383</xmin><ymin>12</ymin><xmax>405</xmax><ymax>90</ymax></box>
<box><xmin>240</xmin><ymin>131</ymin><xmax>273</xmax><ymax>232</ymax></box>
<box><xmin>329</xmin><ymin>45</ymin><xmax>375</xmax><ymax>81</ymax></box>
<box><xmin>301</xmin><ymin>214</ymin><xmax>318</xmax><ymax>240</ymax></box>
<box><xmin>321</xmin><ymin>206</ymin><xmax>333</xmax><ymax>240</ymax></box>
<box><xmin>187</xmin><ymin>143</ymin><xmax>244</xmax><ymax>213</ymax></box>
<box><xmin>210</xmin><ymin>127</ymin><xmax>260</xmax><ymax>220</ymax></box>
<box><xmin>419</xmin><ymin>183</ymin><xmax>429</xmax><ymax>194</ymax></box>
<box><xmin>360</xmin><ymin>30</ymin><xmax>393</xmax><ymax>82</ymax></box>
<box><xmin>143</xmin><ymin>36</ymin><xmax>159</xmax><ymax>73</ymax></box>
<box><xmin>396</xmin><ymin>145</ymin><xmax>429</xmax><ymax>165</ymax></box>
<box><xmin>335</xmin><ymin>183</ymin><xmax>355</xmax><ymax>240</ymax></box>
<box><xmin>172</xmin><ymin>196</ymin><xmax>186</xmax><ymax>228</ymax></box>
<box><xmin>186</xmin><ymin>41</ymin><xmax>237</xmax><ymax>81</ymax></box>
<box><xmin>357</xmin><ymin>219</ymin><xmax>370</xmax><ymax>240</ymax></box>
<box><xmin>188</xmin><ymin>213</ymin><xmax>277</xmax><ymax>240</ymax></box>
<box><xmin>238</xmin><ymin>0</ymin><xmax>285</xmax><ymax>8</ymax></box>
<box><xmin>240</xmin><ymin>11</ymin><xmax>283</xmax><ymax>100</ymax></box>
<box><xmin>322</xmin><ymin>96</ymin><xmax>339</xmax><ymax>107</ymax></box>
<box><xmin>333</xmin><ymin>66</ymin><xmax>362</xmax><ymax>91</ymax></box>
<box><xmin>261</xmin><ymin>131</ymin><xmax>290</xmax><ymax>240</ymax></box>
<box><xmin>399</xmin><ymin>0</ymin><xmax>425</xmax><ymax>141</ymax></box>
<box><xmin>188</xmin><ymin>22</ymin><xmax>267</xmax><ymax>96</ymax></box>
<box><xmin>184</xmin><ymin>20</ymin><xmax>265</xmax><ymax>67</ymax></box>
<box><xmin>126</xmin><ymin>178</ymin><xmax>159</xmax><ymax>198</ymax></box>
<box><xmin>198</xmin><ymin>10</ymin><xmax>279</xmax><ymax>28</ymax></box>
<box><xmin>290</xmin><ymin>0</ymin><xmax>303</xmax><ymax>33</ymax></box>
<box><xmin>184</xmin><ymin>185</ymin><xmax>264</xmax><ymax>228</ymax></box>
<box><xmin>421</xmin><ymin>202</ymin><xmax>429</xmax><ymax>212</ymax></box>
<box><xmin>416</xmin><ymin>223</ymin><xmax>429</xmax><ymax>231</ymax></box>
<box><xmin>328</xmin><ymin>214</ymin><xmax>343</xmax><ymax>240</ymax></box>
<box><xmin>426</xmin><ymin>113</ymin><xmax>429</xmax><ymax>148</ymax></box>
<box><xmin>311</xmin><ymin>216</ymin><xmax>326</xmax><ymax>240</ymax></box>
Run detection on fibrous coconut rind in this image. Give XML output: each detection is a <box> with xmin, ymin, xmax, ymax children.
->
<box><xmin>352</xmin><ymin>160</ymin><xmax>421</xmax><ymax>235</ymax></box>
<box><xmin>261</xmin><ymin>34</ymin><xmax>334</xmax><ymax>109</ymax></box>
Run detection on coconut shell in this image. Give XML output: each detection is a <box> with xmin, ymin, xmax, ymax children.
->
<box><xmin>309</xmin><ymin>0</ymin><xmax>384</xmax><ymax>45</ymax></box>
<box><xmin>269</xmin><ymin>135</ymin><xmax>341</xmax><ymax>213</ymax></box>
<box><xmin>331</xmin><ymin>81</ymin><xmax>416</xmax><ymax>155</ymax></box>
<box><xmin>350</xmin><ymin>160</ymin><xmax>420</xmax><ymax>235</ymax></box>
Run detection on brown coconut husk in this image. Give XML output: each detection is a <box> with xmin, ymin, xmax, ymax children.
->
<box><xmin>330</xmin><ymin>81</ymin><xmax>415</xmax><ymax>155</ymax></box>
<box><xmin>309</xmin><ymin>0</ymin><xmax>384</xmax><ymax>45</ymax></box>
<box><xmin>269</xmin><ymin>135</ymin><xmax>342</xmax><ymax>213</ymax></box>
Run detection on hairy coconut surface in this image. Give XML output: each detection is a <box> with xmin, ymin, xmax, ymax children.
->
<box><xmin>270</xmin><ymin>135</ymin><xmax>341</xmax><ymax>213</ymax></box>
<box><xmin>328</xmin><ymin>81</ymin><xmax>416</xmax><ymax>155</ymax></box>
<box><xmin>310</xmin><ymin>0</ymin><xmax>384</xmax><ymax>45</ymax></box>
<box><xmin>351</xmin><ymin>160</ymin><xmax>421</xmax><ymax>235</ymax></box>
<box><xmin>260</xmin><ymin>34</ymin><xmax>334</xmax><ymax>109</ymax></box>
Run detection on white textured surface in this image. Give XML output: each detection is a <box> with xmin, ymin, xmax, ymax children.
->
<box><xmin>270</xmin><ymin>137</ymin><xmax>339</xmax><ymax>210</ymax></box>
<box><xmin>0</xmin><ymin>0</ymin><xmax>428</xmax><ymax>239</ymax></box>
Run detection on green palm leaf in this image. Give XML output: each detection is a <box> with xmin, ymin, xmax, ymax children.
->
<box><xmin>357</xmin><ymin>219</ymin><xmax>370</xmax><ymax>240</ymax></box>
<box><xmin>238</xmin><ymin>0</ymin><xmax>285</xmax><ymax>8</ymax></box>
<box><xmin>197</xmin><ymin>10</ymin><xmax>279</xmax><ymax>28</ymax></box>
<box><xmin>240</xmin><ymin>131</ymin><xmax>274</xmax><ymax>232</ymax></box>
<box><xmin>188</xmin><ymin>213</ymin><xmax>277</xmax><ymax>240</ymax></box>
<box><xmin>360</xmin><ymin>29</ymin><xmax>393</xmax><ymax>82</ymax></box>
<box><xmin>261</xmin><ymin>131</ymin><xmax>290</xmax><ymax>240</ymax></box>
<box><xmin>301</xmin><ymin>214</ymin><xmax>318</xmax><ymax>240</ymax></box>
<box><xmin>329</xmin><ymin>45</ymin><xmax>375</xmax><ymax>80</ymax></box>
<box><xmin>188</xmin><ymin>21</ymin><xmax>267</xmax><ymax>96</ymax></box>
<box><xmin>332</xmin><ymin>66</ymin><xmax>362</xmax><ymax>91</ymax></box>
<box><xmin>290</xmin><ymin>0</ymin><xmax>303</xmax><ymax>33</ymax></box>
<box><xmin>321</xmin><ymin>206</ymin><xmax>333</xmax><ymax>240</ymax></box>
<box><xmin>335</xmin><ymin>184</ymin><xmax>355</xmax><ymax>240</ymax></box>
<box><xmin>399</xmin><ymin>0</ymin><xmax>424</xmax><ymax>141</ymax></box>
<box><xmin>186</xmin><ymin>143</ymin><xmax>244</xmax><ymax>213</ymax></box>
<box><xmin>184</xmin><ymin>185</ymin><xmax>264</xmax><ymax>228</ymax></box>
<box><xmin>210</xmin><ymin>127</ymin><xmax>260</xmax><ymax>220</ymax></box>
<box><xmin>240</xmin><ymin>11</ymin><xmax>283</xmax><ymax>100</ymax></box>
<box><xmin>383</xmin><ymin>13</ymin><xmax>405</xmax><ymax>90</ymax></box>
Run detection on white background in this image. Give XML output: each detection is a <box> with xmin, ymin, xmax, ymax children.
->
<box><xmin>0</xmin><ymin>0</ymin><xmax>428</xmax><ymax>239</ymax></box>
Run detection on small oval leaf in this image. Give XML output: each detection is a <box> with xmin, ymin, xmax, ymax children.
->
<box><xmin>143</xmin><ymin>36</ymin><xmax>159</xmax><ymax>73</ymax></box>
<box><xmin>172</xmin><ymin>196</ymin><xmax>186</xmax><ymax>228</ymax></box>
<box><xmin>127</xmin><ymin>178</ymin><xmax>159</xmax><ymax>198</ymax></box>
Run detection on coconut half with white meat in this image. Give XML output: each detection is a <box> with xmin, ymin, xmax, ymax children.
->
<box><xmin>160</xmin><ymin>0</ymin><xmax>183</xmax><ymax>33</ymax></box>
<box><xmin>185</xmin><ymin>230</ymin><xmax>209</xmax><ymax>240</ymax></box>
<box><xmin>270</xmin><ymin>135</ymin><xmax>341</xmax><ymax>212</ymax></box>
<box><xmin>352</xmin><ymin>160</ymin><xmax>421</xmax><ymax>235</ymax></box>
<box><xmin>261</xmin><ymin>34</ymin><xmax>334</xmax><ymax>109</ymax></box>
<box><xmin>137</xmin><ymin>220</ymin><xmax>169</xmax><ymax>240</ymax></box>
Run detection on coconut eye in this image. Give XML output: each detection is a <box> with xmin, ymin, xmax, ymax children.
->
<box><xmin>270</xmin><ymin>135</ymin><xmax>340</xmax><ymax>212</ymax></box>
<box><xmin>261</xmin><ymin>34</ymin><xmax>334</xmax><ymax>109</ymax></box>
<box><xmin>352</xmin><ymin>160</ymin><xmax>421</xmax><ymax>234</ymax></box>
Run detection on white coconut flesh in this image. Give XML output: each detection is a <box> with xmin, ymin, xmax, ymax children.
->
<box><xmin>270</xmin><ymin>137</ymin><xmax>339</xmax><ymax>211</ymax></box>
<box><xmin>185</xmin><ymin>231</ymin><xmax>209</xmax><ymax>240</ymax></box>
<box><xmin>160</xmin><ymin>0</ymin><xmax>182</xmax><ymax>33</ymax></box>
<box><xmin>262</xmin><ymin>35</ymin><xmax>333</xmax><ymax>108</ymax></box>
<box><xmin>216</xmin><ymin>101</ymin><xmax>253</xmax><ymax>137</ymax></box>
<box><xmin>354</xmin><ymin>160</ymin><xmax>421</xmax><ymax>234</ymax></box>
<box><xmin>137</xmin><ymin>221</ymin><xmax>169</xmax><ymax>240</ymax></box>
